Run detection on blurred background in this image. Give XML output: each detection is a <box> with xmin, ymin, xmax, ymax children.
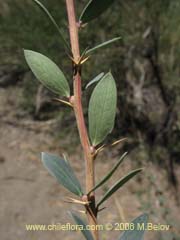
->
<box><xmin>0</xmin><ymin>0</ymin><xmax>180</xmax><ymax>240</ymax></box>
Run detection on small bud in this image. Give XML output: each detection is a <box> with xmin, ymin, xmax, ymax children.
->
<box><xmin>76</xmin><ymin>21</ymin><xmax>81</xmax><ymax>28</ymax></box>
<box><xmin>90</xmin><ymin>146</ymin><xmax>95</xmax><ymax>154</ymax></box>
<box><xmin>69</xmin><ymin>96</ymin><xmax>75</xmax><ymax>105</ymax></box>
<box><xmin>81</xmin><ymin>194</ymin><xmax>88</xmax><ymax>203</ymax></box>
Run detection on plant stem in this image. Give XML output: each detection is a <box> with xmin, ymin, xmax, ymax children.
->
<box><xmin>65</xmin><ymin>1</ymin><xmax>98</xmax><ymax>239</ymax></box>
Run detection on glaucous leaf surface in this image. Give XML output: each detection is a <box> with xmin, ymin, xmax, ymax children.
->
<box><xmin>97</xmin><ymin>168</ymin><xmax>143</xmax><ymax>208</ymax></box>
<box><xmin>24</xmin><ymin>50</ymin><xmax>70</xmax><ymax>97</ymax></box>
<box><xmin>88</xmin><ymin>72</ymin><xmax>117</xmax><ymax>146</ymax></box>
<box><xmin>88</xmin><ymin>152</ymin><xmax>128</xmax><ymax>194</ymax></box>
<box><xmin>119</xmin><ymin>214</ymin><xmax>148</xmax><ymax>240</ymax></box>
<box><xmin>69</xmin><ymin>212</ymin><xmax>94</xmax><ymax>240</ymax></box>
<box><xmin>42</xmin><ymin>152</ymin><xmax>83</xmax><ymax>196</ymax></box>
<box><xmin>80</xmin><ymin>0</ymin><xmax>116</xmax><ymax>24</ymax></box>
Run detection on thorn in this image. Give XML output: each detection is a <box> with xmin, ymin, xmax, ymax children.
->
<box><xmin>68</xmin><ymin>51</ymin><xmax>90</xmax><ymax>67</ymax></box>
<box><xmin>52</xmin><ymin>98</ymin><xmax>73</xmax><ymax>107</ymax></box>
<box><xmin>81</xmin><ymin>23</ymin><xmax>88</xmax><ymax>28</ymax></box>
<box><xmin>65</xmin><ymin>197</ymin><xmax>90</xmax><ymax>205</ymax></box>
<box><xmin>97</xmin><ymin>144</ymin><xmax>105</xmax><ymax>152</ymax></box>
<box><xmin>75</xmin><ymin>210</ymin><xmax>86</xmax><ymax>214</ymax></box>
<box><xmin>80</xmin><ymin>56</ymin><xmax>90</xmax><ymax>65</ymax></box>
<box><xmin>78</xmin><ymin>21</ymin><xmax>88</xmax><ymax>29</ymax></box>
<box><xmin>94</xmin><ymin>138</ymin><xmax>127</xmax><ymax>158</ymax></box>
<box><xmin>111</xmin><ymin>138</ymin><xmax>127</xmax><ymax>146</ymax></box>
<box><xmin>77</xmin><ymin>52</ymin><xmax>86</xmax><ymax>65</ymax></box>
<box><xmin>68</xmin><ymin>55</ymin><xmax>78</xmax><ymax>65</ymax></box>
<box><xmin>94</xmin><ymin>144</ymin><xmax>105</xmax><ymax>157</ymax></box>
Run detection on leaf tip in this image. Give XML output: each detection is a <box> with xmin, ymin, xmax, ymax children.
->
<box><xmin>23</xmin><ymin>49</ymin><xmax>28</xmax><ymax>59</ymax></box>
<box><xmin>24</xmin><ymin>49</ymin><xmax>34</xmax><ymax>63</ymax></box>
<box><xmin>41</xmin><ymin>152</ymin><xmax>48</xmax><ymax>164</ymax></box>
<box><xmin>24</xmin><ymin>49</ymin><xmax>31</xmax><ymax>56</ymax></box>
<box><xmin>41</xmin><ymin>151</ymin><xmax>45</xmax><ymax>158</ymax></box>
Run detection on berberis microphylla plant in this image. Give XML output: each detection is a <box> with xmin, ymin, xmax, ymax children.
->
<box><xmin>24</xmin><ymin>0</ymin><xmax>148</xmax><ymax>239</ymax></box>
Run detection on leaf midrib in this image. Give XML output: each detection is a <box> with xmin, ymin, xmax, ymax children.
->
<box><xmin>93</xmin><ymin>78</ymin><xmax>108</xmax><ymax>145</ymax></box>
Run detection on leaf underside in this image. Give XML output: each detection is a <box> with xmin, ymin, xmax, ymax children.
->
<box><xmin>24</xmin><ymin>50</ymin><xmax>70</xmax><ymax>97</ymax></box>
<box><xmin>80</xmin><ymin>0</ymin><xmax>116</xmax><ymax>24</ymax></box>
<box><xmin>88</xmin><ymin>72</ymin><xmax>117</xmax><ymax>146</ymax></box>
<box><xmin>42</xmin><ymin>152</ymin><xmax>83</xmax><ymax>196</ymax></box>
<box><xmin>119</xmin><ymin>213</ymin><xmax>148</xmax><ymax>240</ymax></box>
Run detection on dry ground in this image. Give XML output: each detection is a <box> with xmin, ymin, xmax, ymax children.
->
<box><xmin>0</xmin><ymin>87</ymin><xmax>180</xmax><ymax>240</ymax></box>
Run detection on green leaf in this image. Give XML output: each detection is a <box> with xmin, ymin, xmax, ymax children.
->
<box><xmin>86</xmin><ymin>37</ymin><xmax>121</xmax><ymax>55</ymax></box>
<box><xmin>69</xmin><ymin>212</ymin><xmax>94</xmax><ymax>240</ymax></box>
<box><xmin>32</xmin><ymin>0</ymin><xmax>71</xmax><ymax>53</ymax></box>
<box><xmin>97</xmin><ymin>168</ymin><xmax>143</xmax><ymax>208</ymax></box>
<box><xmin>119</xmin><ymin>213</ymin><xmax>148</xmax><ymax>240</ymax></box>
<box><xmin>80</xmin><ymin>0</ymin><xmax>116</xmax><ymax>24</ymax></box>
<box><xmin>85</xmin><ymin>72</ymin><xmax>104</xmax><ymax>89</ymax></box>
<box><xmin>88</xmin><ymin>152</ymin><xmax>128</xmax><ymax>195</ymax></box>
<box><xmin>88</xmin><ymin>72</ymin><xmax>117</xmax><ymax>146</ymax></box>
<box><xmin>42</xmin><ymin>152</ymin><xmax>83</xmax><ymax>196</ymax></box>
<box><xmin>24</xmin><ymin>50</ymin><xmax>70</xmax><ymax>97</ymax></box>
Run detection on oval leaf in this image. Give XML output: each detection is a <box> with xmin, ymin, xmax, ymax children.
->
<box><xmin>69</xmin><ymin>212</ymin><xmax>94</xmax><ymax>240</ymax></box>
<box><xmin>24</xmin><ymin>50</ymin><xmax>70</xmax><ymax>97</ymax></box>
<box><xmin>42</xmin><ymin>152</ymin><xmax>83</xmax><ymax>196</ymax></box>
<box><xmin>97</xmin><ymin>168</ymin><xmax>143</xmax><ymax>208</ymax></box>
<box><xmin>88</xmin><ymin>152</ymin><xmax>128</xmax><ymax>195</ymax></box>
<box><xmin>88</xmin><ymin>72</ymin><xmax>117</xmax><ymax>146</ymax></box>
<box><xmin>80</xmin><ymin>0</ymin><xmax>116</xmax><ymax>24</ymax></box>
<box><xmin>86</xmin><ymin>37</ymin><xmax>121</xmax><ymax>55</ymax></box>
<box><xmin>119</xmin><ymin>213</ymin><xmax>148</xmax><ymax>240</ymax></box>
